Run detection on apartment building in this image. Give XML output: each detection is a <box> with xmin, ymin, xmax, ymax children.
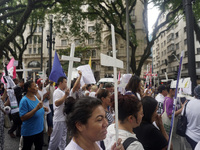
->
<box><xmin>152</xmin><ymin>14</ymin><xmax>200</xmax><ymax>83</ymax></box>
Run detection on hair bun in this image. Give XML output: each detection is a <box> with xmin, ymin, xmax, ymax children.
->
<box><xmin>64</xmin><ymin>97</ymin><xmax>77</xmax><ymax>115</ymax></box>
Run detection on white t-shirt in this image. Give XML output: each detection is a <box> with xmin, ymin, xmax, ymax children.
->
<box><xmin>38</xmin><ymin>88</ymin><xmax>51</xmax><ymax>114</ymax></box>
<box><xmin>53</xmin><ymin>88</ymin><xmax>66</xmax><ymax>122</ymax></box>
<box><xmin>89</xmin><ymin>91</ymin><xmax>96</xmax><ymax>98</ymax></box>
<box><xmin>104</xmin><ymin>124</ymin><xmax>144</xmax><ymax>150</ymax></box>
<box><xmin>155</xmin><ymin>93</ymin><xmax>165</xmax><ymax>114</ymax></box>
<box><xmin>185</xmin><ymin>98</ymin><xmax>200</xmax><ymax>142</ymax></box>
<box><xmin>65</xmin><ymin>139</ymin><xmax>102</xmax><ymax>150</ymax></box>
<box><xmin>195</xmin><ymin>141</ymin><xmax>200</xmax><ymax>150</ymax></box>
<box><xmin>69</xmin><ymin>88</ymin><xmax>84</xmax><ymax>99</ymax></box>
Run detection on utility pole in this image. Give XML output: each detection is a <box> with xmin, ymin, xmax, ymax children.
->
<box><xmin>184</xmin><ymin>0</ymin><xmax>197</xmax><ymax>95</ymax></box>
<box><xmin>40</xmin><ymin>27</ymin><xmax>43</xmax><ymax>71</ymax></box>
<box><xmin>126</xmin><ymin>0</ymin><xmax>130</xmax><ymax>73</ymax></box>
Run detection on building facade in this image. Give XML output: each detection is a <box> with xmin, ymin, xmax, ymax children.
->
<box><xmin>152</xmin><ymin>14</ymin><xmax>200</xmax><ymax>83</ymax></box>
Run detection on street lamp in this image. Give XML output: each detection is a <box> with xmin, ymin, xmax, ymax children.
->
<box><xmin>46</xmin><ymin>15</ymin><xmax>55</xmax><ymax>76</ymax></box>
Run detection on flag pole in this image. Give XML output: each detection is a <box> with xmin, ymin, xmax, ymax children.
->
<box><xmin>167</xmin><ymin>51</ymin><xmax>184</xmax><ymax>150</ymax></box>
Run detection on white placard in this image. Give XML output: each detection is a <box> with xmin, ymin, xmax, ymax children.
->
<box><xmin>4</xmin><ymin>76</ymin><xmax>16</xmax><ymax>89</ymax></box>
<box><xmin>77</xmin><ymin>64</ymin><xmax>96</xmax><ymax>84</ymax></box>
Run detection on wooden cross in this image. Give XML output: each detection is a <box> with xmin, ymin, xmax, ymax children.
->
<box><xmin>16</xmin><ymin>63</ymin><xmax>32</xmax><ymax>82</ymax></box>
<box><xmin>101</xmin><ymin>24</ymin><xmax>123</xmax><ymax>143</ymax></box>
<box><xmin>61</xmin><ymin>43</ymin><xmax>81</xmax><ymax>89</ymax></box>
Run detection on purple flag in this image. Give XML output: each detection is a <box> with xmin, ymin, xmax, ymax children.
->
<box><xmin>49</xmin><ymin>51</ymin><xmax>66</xmax><ymax>83</ymax></box>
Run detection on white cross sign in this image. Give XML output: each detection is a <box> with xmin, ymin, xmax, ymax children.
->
<box><xmin>101</xmin><ymin>24</ymin><xmax>124</xmax><ymax>143</ymax></box>
<box><xmin>61</xmin><ymin>43</ymin><xmax>81</xmax><ymax>89</ymax></box>
<box><xmin>16</xmin><ymin>63</ymin><xmax>32</xmax><ymax>82</ymax></box>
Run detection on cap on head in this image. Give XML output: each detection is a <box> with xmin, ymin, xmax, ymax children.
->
<box><xmin>194</xmin><ymin>85</ymin><xmax>200</xmax><ymax>99</ymax></box>
<box><xmin>37</xmin><ymin>78</ymin><xmax>42</xmax><ymax>85</ymax></box>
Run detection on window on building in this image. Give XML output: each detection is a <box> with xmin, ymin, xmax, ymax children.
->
<box><xmin>38</xmin><ymin>47</ymin><xmax>41</xmax><ymax>54</ymax></box>
<box><xmin>108</xmin><ymin>38</ymin><xmax>118</xmax><ymax>46</ymax></box>
<box><xmin>33</xmin><ymin>48</ymin><xmax>36</xmax><ymax>54</ymax></box>
<box><xmin>28</xmin><ymin>37</ymin><xmax>32</xmax><ymax>44</ymax></box>
<box><xmin>92</xmin><ymin>50</ymin><xmax>96</xmax><ymax>58</ymax></box>
<box><xmin>167</xmin><ymin>44</ymin><xmax>175</xmax><ymax>52</ymax></box>
<box><xmin>75</xmin><ymin>39</ymin><xmax>80</xmax><ymax>45</ymax></box>
<box><xmin>88</xmin><ymin>38</ymin><xmax>94</xmax><ymax>45</ymax></box>
<box><xmin>167</xmin><ymin>33</ymin><xmax>174</xmax><ymax>42</ymax></box>
<box><xmin>161</xmin><ymin>43</ymin><xmax>163</xmax><ymax>48</ymax></box>
<box><xmin>38</xmin><ymin>36</ymin><xmax>42</xmax><ymax>43</ymax></box>
<box><xmin>38</xmin><ymin>26</ymin><xmax>43</xmax><ymax>33</ymax></box>
<box><xmin>183</xmin><ymin>63</ymin><xmax>188</xmax><ymax>69</ymax></box>
<box><xmin>92</xmin><ymin>62</ymin><xmax>96</xmax><ymax>70</ymax></box>
<box><xmin>164</xmin><ymin>50</ymin><xmax>166</xmax><ymax>55</ymax></box>
<box><xmin>28</xmin><ymin>61</ymin><xmax>41</xmax><ymax>68</ymax></box>
<box><xmin>86</xmin><ymin>51</ymin><xmax>91</xmax><ymax>58</ymax></box>
<box><xmin>176</xmin><ymin>54</ymin><xmax>179</xmax><ymax>59</ymax></box>
<box><xmin>161</xmin><ymin>52</ymin><xmax>163</xmax><ymax>56</ymax></box>
<box><xmin>175</xmin><ymin>32</ymin><xmax>179</xmax><ymax>38</ymax></box>
<box><xmin>196</xmin><ymin>62</ymin><xmax>200</xmax><ymax>68</ymax></box>
<box><xmin>61</xmin><ymin>40</ymin><xmax>67</xmax><ymax>46</ymax></box>
<box><xmin>29</xmin><ymin>48</ymin><xmax>32</xmax><ymax>54</ymax></box>
<box><xmin>164</xmin><ymin>41</ymin><xmax>166</xmax><ymax>46</ymax></box>
<box><xmin>185</xmin><ymin>51</ymin><xmax>188</xmax><ymax>57</ymax></box>
<box><xmin>184</xmin><ymin>27</ymin><xmax>187</xmax><ymax>33</ymax></box>
<box><xmin>197</xmin><ymin>48</ymin><xmax>200</xmax><ymax>54</ymax></box>
<box><xmin>176</xmin><ymin>43</ymin><xmax>179</xmax><ymax>50</ymax></box>
<box><xmin>184</xmin><ymin>39</ymin><xmax>187</xmax><ymax>45</ymax></box>
<box><xmin>33</xmin><ymin>36</ymin><xmax>37</xmax><ymax>44</ymax></box>
<box><xmin>88</xmin><ymin>26</ymin><xmax>94</xmax><ymax>33</ymax></box>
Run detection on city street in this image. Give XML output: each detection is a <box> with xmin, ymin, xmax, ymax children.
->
<box><xmin>3</xmin><ymin>127</ymin><xmax>193</xmax><ymax>150</ymax></box>
<box><xmin>4</xmin><ymin>128</ymin><xmax>48</xmax><ymax>150</ymax></box>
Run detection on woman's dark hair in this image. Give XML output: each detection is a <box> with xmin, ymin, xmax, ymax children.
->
<box><xmin>96</xmin><ymin>88</ymin><xmax>109</xmax><ymax>100</ymax></box>
<box><xmin>71</xmin><ymin>77</ymin><xmax>77</xmax><ymax>89</ymax></box>
<box><xmin>23</xmin><ymin>80</ymin><xmax>34</xmax><ymax>94</ymax></box>
<box><xmin>125</xmin><ymin>75</ymin><xmax>141</xmax><ymax>94</ymax></box>
<box><xmin>64</xmin><ymin>96</ymin><xmax>102</xmax><ymax>136</ymax></box>
<box><xmin>57</xmin><ymin>76</ymin><xmax>67</xmax><ymax>85</ymax></box>
<box><xmin>142</xmin><ymin>96</ymin><xmax>158</xmax><ymax>123</ymax></box>
<box><xmin>166</xmin><ymin>84</ymin><xmax>175</xmax><ymax>93</ymax></box>
<box><xmin>111</xmin><ymin>94</ymin><xmax>142</xmax><ymax>123</ymax></box>
<box><xmin>86</xmin><ymin>84</ymin><xmax>91</xmax><ymax>90</ymax></box>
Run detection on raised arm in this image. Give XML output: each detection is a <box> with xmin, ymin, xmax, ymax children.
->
<box><xmin>72</xmin><ymin>70</ymin><xmax>82</xmax><ymax>93</ymax></box>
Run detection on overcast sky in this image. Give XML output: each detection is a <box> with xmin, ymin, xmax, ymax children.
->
<box><xmin>148</xmin><ymin>3</ymin><xmax>160</xmax><ymax>34</ymax></box>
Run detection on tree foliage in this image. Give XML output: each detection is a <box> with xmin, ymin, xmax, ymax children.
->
<box><xmin>150</xmin><ymin>0</ymin><xmax>200</xmax><ymax>44</ymax></box>
<box><xmin>0</xmin><ymin>0</ymin><xmax>59</xmax><ymax>78</ymax></box>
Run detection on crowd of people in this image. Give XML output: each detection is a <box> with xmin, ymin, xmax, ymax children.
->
<box><xmin>0</xmin><ymin>73</ymin><xmax>200</xmax><ymax>150</ymax></box>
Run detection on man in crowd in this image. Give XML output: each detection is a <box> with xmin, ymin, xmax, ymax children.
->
<box><xmin>48</xmin><ymin>76</ymin><xmax>69</xmax><ymax>150</ymax></box>
<box><xmin>155</xmin><ymin>85</ymin><xmax>168</xmax><ymax>114</ymax></box>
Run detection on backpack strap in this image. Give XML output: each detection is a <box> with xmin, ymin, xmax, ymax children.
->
<box><xmin>123</xmin><ymin>137</ymin><xmax>138</xmax><ymax>150</ymax></box>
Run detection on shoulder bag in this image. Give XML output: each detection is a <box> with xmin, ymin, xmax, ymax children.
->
<box><xmin>176</xmin><ymin>101</ymin><xmax>189</xmax><ymax>137</ymax></box>
<box><xmin>162</xmin><ymin>100</ymin><xmax>171</xmax><ymax>134</ymax></box>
